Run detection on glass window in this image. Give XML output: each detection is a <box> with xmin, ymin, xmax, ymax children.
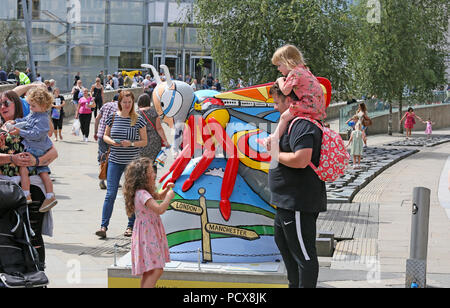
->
<box><xmin>109</xmin><ymin>25</ymin><xmax>143</xmax><ymax>47</ymax></box>
<box><xmin>118</xmin><ymin>52</ymin><xmax>143</xmax><ymax>70</ymax></box>
<box><xmin>0</xmin><ymin>0</ymin><xmax>18</xmax><ymax>19</ymax></box>
<box><xmin>39</xmin><ymin>0</ymin><xmax>105</xmax><ymax>23</ymax></box>
<box><xmin>149</xmin><ymin>26</ymin><xmax>181</xmax><ymax>49</ymax></box>
<box><xmin>110</xmin><ymin>1</ymin><xmax>144</xmax><ymax>24</ymax></box>
<box><xmin>32</xmin><ymin>22</ymin><xmax>67</xmax><ymax>45</ymax></box>
<box><xmin>184</xmin><ymin>27</ymin><xmax>199</xmax><ymax>48</ymax></box>
<box><xmin>17</xmin><ymin>0</ymin><xmax>41</xmax><ymax>19</ymax></box>
<box><xmin>71</xmin><ymin>23</ymin><xmax>105</xmax><ymax>46</ymax></box>
<box><xmin>71</xmin><ymin>45</ymin><xmax>106</xmax><ymax>67</ymax></box>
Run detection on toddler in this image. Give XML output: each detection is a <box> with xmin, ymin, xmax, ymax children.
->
<box><xmin>264</xmin><ymin>45</ymin><xmax>326</xmax><ymax>146</ymax></box>
<box><xmin>4</xmin><ymin>87</ymin><xmax>57</xmax><ymax>212</ymax></box>
<box><xmin>424</xmin><ymin>118</ymin><xmax>434</xmax><ymax>138</ymax></box>
<box><xmin>123</xmin><ymin>157</ymin><xmax>175</xmax><ymax>288</ymax></box>
<box><xmin>346</xmin><ymin>122</ymin><xmax>366</xmax><ymax>169</ymax></box>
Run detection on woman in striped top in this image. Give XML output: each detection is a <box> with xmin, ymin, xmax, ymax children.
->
<box><xmin>96</xmin><ymin>90</ymin><xmax>147</xmax><ymax>239</ymax></box>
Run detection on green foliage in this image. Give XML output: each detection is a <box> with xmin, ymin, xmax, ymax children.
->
<box><xmin>194</xmin><ymin>0</ymin><xmax>352</xmax><ymax>92</ymax></box>
<box><xmin>348</xmin><ymin>0</ymin><xmax>448</xmax><ymax>102</ymax></box>
<box><xmin>193</xmin><ymin>0</ymin><xmax>448</xmax><ymax>108</ymax></box>
<box><xmin>0</xmin><ymin>20</ymin><xmax>27</xmax><ymax>71</ymax></box>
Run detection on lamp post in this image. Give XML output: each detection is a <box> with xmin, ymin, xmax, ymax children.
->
<box><xmin>161</xmin><ymin>0</ymin><xmax>170</xmax><ymax>68</ymax></box>
<box><xmin>22</xmin><ymin>0</ymin><xmax>36</xmax><ymax>82</ymax></box>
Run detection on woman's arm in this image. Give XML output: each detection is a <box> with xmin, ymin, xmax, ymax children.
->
<box><xmin>87</xmin><ymin>96</ymin><xmax>96</xmax><ymax>109</ymax></box>
<box><xmin>16</xmin><ymin>146</ymin><xmax>58</xmax><ymax>167</ymax></box>
<box><xmin>75</xmin><ymin>100</ymin><xmax>81</xmax><ymax>119</ymax></box>
<box><xmin>400</xmin><ymin>113</ymin><xmax>407</xmax><ymax>122</ymax></box>
<box><xmin>13</xmin><ymin>83</ymin><xmax>46</xmax><ymax>97</ymax></box>
<box><xmin>103</xmin><ymin>125</ymin><xmax>120</xmax><ymax>146</ymax></box>
<box><xmin>278</xmin><ymin>148</ymin><xmax>313</xmax><ymax>169</ymax></box>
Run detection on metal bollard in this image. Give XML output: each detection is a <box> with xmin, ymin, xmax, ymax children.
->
<box><xmin>405</xmin><ymin>187</ymin><xmax>431</xmax><ymax>288</ymax></box>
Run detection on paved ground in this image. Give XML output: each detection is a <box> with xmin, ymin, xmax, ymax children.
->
<box><xmin>42</xmin><ymin>118</ymin><xmax>450</xmax><ymax>288</ymax></box>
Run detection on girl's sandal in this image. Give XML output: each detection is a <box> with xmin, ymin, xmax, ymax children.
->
<box><xmin>124</xmin><ymin>228</ymin><xmax>133</xmax><ymax>237</ymax></box>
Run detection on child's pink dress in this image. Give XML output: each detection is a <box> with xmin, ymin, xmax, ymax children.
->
<box><xmin>425</xmin><ymin>121</ymin><xmax>432</xmax><ymax>135</ymax></box>
<box><xmin>284</xmin><ymin>65</ymin><xmax>327</xmax><ymax>121</ymax></box>
<box><xmin>131</xmin><ymin>189</ymin><xmax>170</xmax><ymax>276</ymax></box>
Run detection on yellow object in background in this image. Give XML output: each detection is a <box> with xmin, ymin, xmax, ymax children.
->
<box><xmin>121</xmin><ymin>70</ymin><xmax>141</xmax><ymax>79</ymax></box>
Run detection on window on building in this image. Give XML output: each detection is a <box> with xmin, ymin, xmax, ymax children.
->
<box><xmin>17</xmin><ymin>0</ymin><xmax>40</xmax><ymax>19</ymax></box>
<box><xmin>118</xmin><ymin>52</ymin><xmax>142</xmax><ymax>70</ymax></box>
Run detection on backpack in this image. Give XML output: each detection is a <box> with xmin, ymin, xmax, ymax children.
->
<box><xmin>288</xmin><ymin>117</ymin><xmax>350</xmax><ymax>182</ymax></box>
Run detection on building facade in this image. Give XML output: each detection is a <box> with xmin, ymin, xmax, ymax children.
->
<box><xmin>1</xmin><ymin>0</ymin><xmax>217</xmax><ymax>91</ymax></box>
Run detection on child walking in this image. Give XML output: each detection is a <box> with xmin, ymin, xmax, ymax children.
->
<box><xmin>424</xmin><ymin>118</ymin><xmax>435</xmax><ymax>138</ymax></box>
<box><xmin>400</xmin><ymin>107</ymin><xmax>424</xmax><ymax>139</ymax></box>
<box><xmin>346</xmin><ymin>122</ymin><xmax>366</xmax><ymax>169</ymax></box>
<box><xmin>5</xmin><ymin>87</ymin><xmax>57</xmax><ymax>212</ymax></box>
<box><xmin>263</xmin><ymin>45</ymin><xmax>326</xmax><ymax>146</ymax></box>
<box><xmin>123</xmin><ymin>157</ymin><xmax>175</xmax><ymax>288</ymax></box>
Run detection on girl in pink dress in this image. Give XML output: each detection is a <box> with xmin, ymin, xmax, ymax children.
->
<box><xmin>424</xmin><ymin>118</ymin><xmax>435</xmax><ymax>138</ymax></box>
<box><xmin>262</xmin><ymin>45</ymin><xmax>326</xmax><ymax>147</ymax></box>
<box><xmin>400</xmin><ymin>107</ymin><xmax>424</xmax><ymax>139</ymax></box>
<box><xmin>123</xmin><ymin>157</ymin><xmax>175</xmax><ymax>288</ymax></box>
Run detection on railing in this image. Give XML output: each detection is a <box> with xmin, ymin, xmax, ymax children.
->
<box><xmin>339</xmin><ymin>91</ymin><xmax>450</xmax><ymax>133</ymax></box>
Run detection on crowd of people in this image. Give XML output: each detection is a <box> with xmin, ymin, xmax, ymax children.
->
<box><xmin>4</xmin><ymin>43</ymin><xmax>445</xmax><ymax>289</ymax></box>
<box><xmin>0</xmin><ymin>45</ymin><xmax>353</xmax><ymax>289</ymax></box>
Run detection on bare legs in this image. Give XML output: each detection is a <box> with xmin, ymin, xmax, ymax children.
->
<box><xmin>141</xmin><ymin>269</ymin><xmax>163</xmax><ymax>288</ymax></box>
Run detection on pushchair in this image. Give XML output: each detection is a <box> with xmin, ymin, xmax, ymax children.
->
<box><xmin>0</xmin><ymin>180</ymin><xmax>49</xmax><ymax>288</ymax></box>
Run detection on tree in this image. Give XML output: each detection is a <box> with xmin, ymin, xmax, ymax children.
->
<box><xmin>0</xmin><ymin>21</ymin><xmax>27</xmax><ymax>72</ymax></box>
<box><xmin>348</xmin><ymin>0</ymin><xmax>448</xmax><ymax>134</ymax></box>
<box><xmin>194</xmin><ymin>0</ymin><xmax>352</xmax><ymax>96</ymax></box>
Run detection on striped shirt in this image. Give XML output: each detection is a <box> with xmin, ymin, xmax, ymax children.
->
<box><xmin>105</xmin><ymin>112</ymin><xmax>146</xmax><ymax>165</ymax></box>
<box><xmin>97</xmin><ymin>102</ymin><xmax>118</xmax><ymax>138</ymax></box>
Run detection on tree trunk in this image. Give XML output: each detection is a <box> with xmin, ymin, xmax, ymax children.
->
<box><xmin>388</xmin><ymin>102</ymin><xmax>393</xmax><ymax>135</ymax></box>
<box><xmin>398</xmin><ymin>93</ymin><xmax>403</xmax><ymax>134</ymax></box>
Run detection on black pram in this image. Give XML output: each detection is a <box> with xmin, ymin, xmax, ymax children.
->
<box><xmin>0</xmin><ymin>180</ymin><xmax>49</xmax><ymax>288</ymax></box>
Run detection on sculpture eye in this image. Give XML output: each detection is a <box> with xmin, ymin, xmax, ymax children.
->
<box><xmin>160</xmin><ymin>89</ymin><xmax>182</xmax><ymax>118</ymax></box>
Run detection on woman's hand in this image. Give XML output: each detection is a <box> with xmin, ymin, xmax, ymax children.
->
<box><xmin>8</xmin><ymin>127</ymin><xmax>20</xmax><ymax>136</ymax></box>
<box><xmin>12</xmin><ymin>152</ymin><xmax>35</xmax><ymax>167</ymax></box>
<box><xmin>121</xmin><ymin>140</ymin><xmax>132</xmax><ymax>147</ymax></box>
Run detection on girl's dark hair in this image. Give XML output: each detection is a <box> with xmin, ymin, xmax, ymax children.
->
<box><xmin>408</xmin><ymin>107</ymin><xmax>414</xmax><ymax>112</ymax></box>
<box><xmin>123</xmin><ymin>157</ymin><xmax>162</xmax><ymax>217</ymax></box>
<box><xmin>358</xmin><ymin>103</ymin><xmax>367</xmax><ymax>113</ymax></box>
<box><xmin>2</xmin><ymin>90</ymin><xmax>24</xmax><ymax>120</ymax></box>
<box><xmin>137</xmin><ymin>93</ymin><xmax>151</xmax><ymax>108</ymax></box>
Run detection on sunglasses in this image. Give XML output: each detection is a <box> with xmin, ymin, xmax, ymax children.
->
<box><xmin>0</xmin><ymin>100</ymin><xmax>13</xmax><ymax>108</ymax></box>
